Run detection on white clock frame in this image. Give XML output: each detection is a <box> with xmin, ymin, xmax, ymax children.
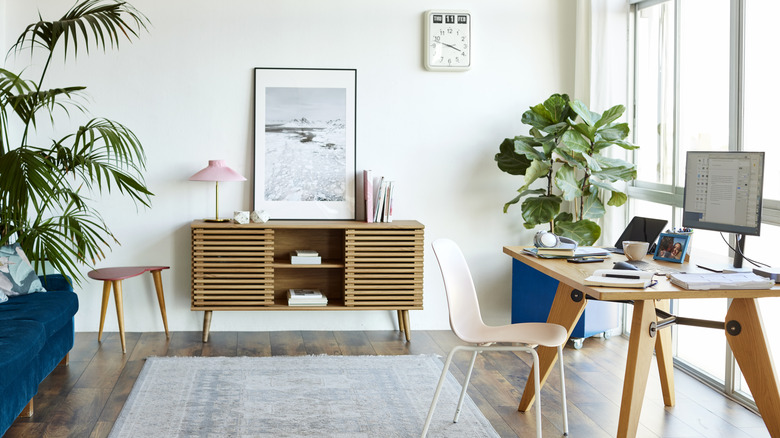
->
<box><xmin>423</xmin><ymin>10</ymin><xmax>471</xmax><ymax>72</ymax></box>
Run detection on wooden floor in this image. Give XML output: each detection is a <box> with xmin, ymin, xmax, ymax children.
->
<box><xmin>5</xmin><ymin>330</ymin><xmax>770</xmax><ymax>438</ymax></box>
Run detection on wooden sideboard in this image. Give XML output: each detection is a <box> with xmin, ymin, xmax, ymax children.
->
<box><xmin>190</xmin><ymin>220</ymin><xmax>424</xmax><ymax>341</ymax></box>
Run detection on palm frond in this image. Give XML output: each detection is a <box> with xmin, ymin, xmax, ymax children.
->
<box><xmin>11</xmin><ymin>0</ymin><xmax>149</xmax><ymax>60</ymax></box>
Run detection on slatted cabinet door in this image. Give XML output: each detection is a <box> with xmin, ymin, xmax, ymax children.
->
<box><xmin>344</xmin><ymin>228</ymin><xmax>424</xmax><ymax>308</ymax></box>
<box><xmin>191</xmin><ymin>227</ymin><xmax>275</xmax><ymax>308</ymax></box>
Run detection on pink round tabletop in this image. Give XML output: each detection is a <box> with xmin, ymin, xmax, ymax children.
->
<box><xmin>87</xmin><ymin>266</ymin><xmax>170</xmax><ymax>281</ymax></box>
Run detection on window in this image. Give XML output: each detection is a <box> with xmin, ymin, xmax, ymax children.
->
<box><xmin>630</xmin><ymin>0</ymin><xmax>780</xmax><ymax>410</ymax></box>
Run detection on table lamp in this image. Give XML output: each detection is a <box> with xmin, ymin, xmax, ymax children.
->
<box><xmin>189</xmin><ymin>160</ymin><xmax>246</xmax><ymax>222</ymax></box>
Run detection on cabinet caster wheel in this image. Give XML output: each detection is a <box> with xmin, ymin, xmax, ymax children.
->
<box><xmin>572</xmin><ymin>338</ymin><xmax>584</xmax><ymax>350</ymax></box>
<box><xmin>603</xmin><ymin>331</ymin><xmax>612</xmax><ymax>340</ymax></box>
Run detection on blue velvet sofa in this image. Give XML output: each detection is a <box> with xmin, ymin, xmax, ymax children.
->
<box><xmin>0</xmin><ymin>274</ymin><xmax>79</xmax><ymax>436</ymax></box>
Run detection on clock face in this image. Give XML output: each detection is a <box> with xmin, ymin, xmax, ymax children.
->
<box><xmin>424</xmin><ymin>11</ymin><xmax>470</xmax><ymax>71</ymax></box>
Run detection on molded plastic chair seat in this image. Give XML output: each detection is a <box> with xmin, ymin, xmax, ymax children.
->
<box><xmin>422</xmin><ymin>239</ymin><xmax>569</xmax><ymax>438</ymax></box>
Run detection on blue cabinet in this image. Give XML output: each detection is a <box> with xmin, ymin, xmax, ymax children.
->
<box><xmin>511</xmin><ymin>259</ymin><xmax>620</xmax><ymax>347</ymax></box>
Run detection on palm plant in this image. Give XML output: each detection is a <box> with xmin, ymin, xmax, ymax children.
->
<box><xmin>0</xmin><ymin>0</ymin><xmax>152</xmax><ymax>283</ymax></box>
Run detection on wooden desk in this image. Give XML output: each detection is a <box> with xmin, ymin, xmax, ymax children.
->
<box><xmin>503</xmin><ymin>246</ymin><xmax>780</xmax><ymax>438</ymax></box>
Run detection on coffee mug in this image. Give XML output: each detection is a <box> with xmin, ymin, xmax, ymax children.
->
<box><xmin>623</xmin><ymin>241</ymin><xmax>649</xmax><ymax>261</ymax></box>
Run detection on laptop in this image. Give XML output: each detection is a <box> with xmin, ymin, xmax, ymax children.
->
<box><xmin>606</xmin><ymin>216</ymin><xmax>668</xmax><ymax>254</ymax></box>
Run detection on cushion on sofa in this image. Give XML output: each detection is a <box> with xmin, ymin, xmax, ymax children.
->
<box><xmin>0</xmin><ymin>243</ymin><xmax>46</xmax><ymax>297</ymax></box>
<box><xmin>0</xmin><ymin>320</ymin><xmax>46</xmax><ymax>392</ymax></box>
<box><xmin>0</xmin><ymin>290</ymin><xmax>78</xmax><ymax>338</ymax></box>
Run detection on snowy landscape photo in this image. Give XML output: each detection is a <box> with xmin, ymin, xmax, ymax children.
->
<box><xmin>253</xmin><ymin>68</ymin><xmax>356</xmax><ymax>219</ymax></box>
<box><xmin>264</xmin><ymin>87</ymin><xmax>346</xmax><ymax>202</ymax></box>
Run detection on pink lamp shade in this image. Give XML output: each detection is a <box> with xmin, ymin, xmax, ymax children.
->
<box><xmin>189</xmin><ymin>160</ymin><xmax>246</xmax><ymax>182</ymax></box>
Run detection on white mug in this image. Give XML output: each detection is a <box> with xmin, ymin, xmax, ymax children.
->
<box><xmin>623</xmin><ymin>241</ymin><xmax>649</xmax><ymax>261</ymax></box>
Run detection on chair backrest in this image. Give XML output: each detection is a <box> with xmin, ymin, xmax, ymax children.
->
<box><xmin>431</xmin><ymin>238</ymin><xmax>487</xmax><ymax>342</ymax></box>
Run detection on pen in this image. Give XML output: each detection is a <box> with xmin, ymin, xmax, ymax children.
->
<box><xmin>605</xmin><ymin>274</ymin><xmax>641</xmax><ymax>279</ymax></box>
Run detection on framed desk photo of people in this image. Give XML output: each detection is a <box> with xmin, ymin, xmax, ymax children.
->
<box><xmin>253</xmin><ymin>67</ymin><xmax>357</xmax><ymax>220</ymax></box>
<box><xmin>653</xmin><ymin>233</ymin><xmax>691</xmax><ymax>263</ymax></box>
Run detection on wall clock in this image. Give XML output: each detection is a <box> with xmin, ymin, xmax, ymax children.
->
<box><xmin>424</xmin><ymin>10</ymin><xmax>471</xmax><ymax>71</ymax></box>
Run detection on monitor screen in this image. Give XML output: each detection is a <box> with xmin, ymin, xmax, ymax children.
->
<box><xmin>682</xmin><ymin>151</ymin><xmax>764</xmax><ymax>236</ymax></box>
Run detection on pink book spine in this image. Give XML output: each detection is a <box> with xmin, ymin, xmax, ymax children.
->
<box><xmin>364</xmin><ymin>170</ymin><xmax>374</xmax><ymax>223</ymax></box>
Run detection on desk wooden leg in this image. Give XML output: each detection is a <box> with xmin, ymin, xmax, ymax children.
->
<box><xmin>655</xmin><ymin>299</ymin><xmax>675</xmax><ymax>406</ymax></box>
<box><xmin>726</xmin><ymin>298</ymin><xmax>780</xmax><ymax>437</ymax></box>
<box><xmin>150</xmin><ymin>270</ymin><xmax>170</xmax><ymax>339</ymax></box>
<box><xmin>617</xmin><ymin>299</ymin><xmax>657</xmax><ymax>438</ymax></box>
<box><xmin>202</xmin><ymin>311</ymin><xmax>212</xmax><ymax>343</ymax></box>
<box><xmin>112</xmin><ymin>280</ymin><xmax>126</xmax><ymax>354</ymax></box>
<box><xmin>518</xmin><ymin>282</ymin><xmax>586</xmax><ymax>412</ymax></box>
<box><xmin>98</xmin><ymin>280</ymin><xmax>111</xmax><ymax>342</ymax></box>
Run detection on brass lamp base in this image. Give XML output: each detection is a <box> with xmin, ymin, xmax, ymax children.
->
<box><xmin>203</xmin><ymin>218</ymin><xmax>231</xmax><ymax>223</ymax></box>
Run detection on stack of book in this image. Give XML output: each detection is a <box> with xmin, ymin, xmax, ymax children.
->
<box><xmin>287</xmin><ymin>289</ymin><xmax>328</xmax><ymax>306</ymax></box>
<box><xmin>363</xmin><ymin>170</ymin><xmax>394</xmax><ymax>223</ymax></box>
<box><xmin>290</xmin><ymin>249</ymin><xmax>321</xmax><ymax>265</ymax></box>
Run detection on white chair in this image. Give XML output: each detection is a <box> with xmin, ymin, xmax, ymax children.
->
<box><xmin>422</xmin><ymin>238</ymin><xmax>569</xmax><ymax>438</ymax></box>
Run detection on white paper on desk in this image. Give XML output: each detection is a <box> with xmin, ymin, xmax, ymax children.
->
<box><xmin>584</xmin><ymin>269</ymin><xmax>654</xmax><ymax>288</ymax></box>
<box><xmin>669</xmin><ymin>272</ymin><xmax>774</xmax><ymax>290</ymax></box>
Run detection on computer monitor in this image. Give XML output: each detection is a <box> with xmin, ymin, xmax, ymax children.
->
<box><xmin>682</xmin><ymin>151</ymin><xmax>765</xmax><ymax>268</ymax></box>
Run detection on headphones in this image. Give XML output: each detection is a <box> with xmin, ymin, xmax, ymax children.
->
<box><xmin>534</xmin><ymin>231</ymin><xmax>578</xmax><ymax>250</ymax></box>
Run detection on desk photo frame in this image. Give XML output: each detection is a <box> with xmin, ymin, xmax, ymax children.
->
<box><xmin>653</xmin><ymin>233</ymin><xmax>691</xmax><ymax>263</ymax></box>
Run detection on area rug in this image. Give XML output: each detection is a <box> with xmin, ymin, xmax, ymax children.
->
<box><xmin>109</xmin><ymin>355</ymin><xmax>500</xmax><ymax>437</ymax></box>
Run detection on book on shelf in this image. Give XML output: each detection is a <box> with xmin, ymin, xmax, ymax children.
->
<box><xmin>364</xmin><ymin>170</ymin><xmax>374</xmax><ymax>223</ymax></box>
<box><xmin>522</xmin><ymin>247</ymin><xmax>610</xmax><ymax>259</ymax></box>
<box><xmin>287</xmin><ymin>289</ymin><xmax>328</xmax><ymax>306</ymax></box>
<box><xmin>290</xmin><ymin>252</ymin><xmax>321</xmax><ymax>265</ymax></box>
<box><xmin>668</xmin><ymin>272</ymin><xmax>774</xmax><ymax>290</ymax></box>
<box><xmin>294</xmin><ymin>249</ymin><xmax>319</xmax><ymax>257</ymax></box>
<box><xmin>368</xmin><ymin>176</ymin><xmax>395</xmax><ymax>223</ymax></box>
<box><xmin>583</xmin><ymin>269</ymin><xmax>655</xmax><ymax>288</ymax></box>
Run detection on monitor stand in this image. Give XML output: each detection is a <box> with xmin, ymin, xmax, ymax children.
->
<box><xmin>695</xmin><ymin>233</ymin><xmax>751</xmax><ymax>273</ymax></box>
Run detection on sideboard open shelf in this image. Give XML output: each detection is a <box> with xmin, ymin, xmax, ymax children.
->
<box><xmin>191</xmin><ymin>220</ymin><xmax>424</xmax><ymax>342</ymax></box>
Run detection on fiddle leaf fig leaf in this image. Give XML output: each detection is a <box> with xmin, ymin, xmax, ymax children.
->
<box><xmin>597</xmin><ymin>123</ymin><xmax>630</xmax><ymax>142</ymax></box>
<box><xmin>608</xmin><ymin>190</ymin><xmax>628</xmax><ymax>207</ymax></box>
<box><xmin>591</xmin><ymin>156</ymin><xmax>637</xmax><ymax>182</ymax></box>
<box><xmin>521</xmin><ymin>195</ymin><xmax>561</xmax><ymax>226</ymax></box>
<box><xmin>514</xmin><ymin>137</ymin><xmax>547</xmax><ymax>161</ymax></box>
<box><xmin>543</xmin><ymin>93</ymin><xmax>571</xmax><ymax>122</ymax></box>
<box><xmin>561</xmin><ymin>130</ymin><xmax>590</xmax><ymax>153</ymax></box>
<box><xmin>554</xmin><ymin>212</ymin><xmax>573</xmax><ymax>223</ymax></box>
<box><xmin>571</xmin><ymin>122</ymin><xmax>596</xmax><ymax>143</ymax></box>
<box><xmin>595</xmin><ymin>104</ymin><xmax>625</xmax><ymax>129</ymax></box>
<box><xmin>570</xmin><ymin>100</ymin><xmax>600</xmax><ymax>127</ymax></box>
<box><xmin>554</xmin><ymin>218</ymin><xmax>601</xmax><ymax>246</ymax></box>
<box><xmin>495</xmin><ymin>137</ymin><xmax>531</xmax><ymax>175</ymax></box>
<box><xmin>503</xmin><ymin>188</ymin><xmax>545</xmax><ymax>213</ymax></box>
<box><xmin>582</xmin><ymin>190</ymin><xmax>606</xmax><ymax>219</ymax></box>
<box><xmin>554</xmin><ymin>165</ymin><xmax>582</xmax><ymax>201</ymax></box>
<box><xmin>523</xmin><ymin>159</ymin><xmax>551</xmax><ymax>188</ymax></box>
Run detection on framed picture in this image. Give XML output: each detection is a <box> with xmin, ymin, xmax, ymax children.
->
<box><xmin>653</xmin><ymin>233</ymin><xmax>691</xmax><ymax>263</ymax></box>
<box><xmin>253</xmin><ymin>68</ymin><xmax>357</xmax><ymax>219</ymax></box>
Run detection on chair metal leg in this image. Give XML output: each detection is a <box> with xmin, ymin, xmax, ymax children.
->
<box><xmin>531</xmin><ymin>349</ymin><xmax>542</xmax><ymax>438</ymax></box>
<box><xmin>558</xmin><ymin>344</ymin><xmax>569</xmax><ymax>436</ymax></box>
<box><xmin>454</xmin><ymin>349</ymin><xmax>479</xmax><ymax>422</ymax></box>
<box><xmin>421</xmin><ymin>346</ymin><xmax>462</xmax><ymax>438</ymax></box>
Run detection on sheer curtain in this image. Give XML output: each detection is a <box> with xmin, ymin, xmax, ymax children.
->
<box><xmin>574</xmin><ymin>0</ymin><xmax>632</xmax><ymax>245</ymax></box>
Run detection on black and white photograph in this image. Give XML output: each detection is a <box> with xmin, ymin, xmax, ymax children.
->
<box><xmin>254</xmin><ymin>68</ymin><xmax>356</xmax><ymax>219</ymax></box>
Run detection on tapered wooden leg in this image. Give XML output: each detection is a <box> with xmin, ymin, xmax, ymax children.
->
<box><xmin>151</xmin><ymin>270</ymin><xmax>170</xmax><ymax>339</ymax></box>
<box><xmin>98</xmin><ymin>280</ymin><xmax>111</xmax><ymax>342</ymax></box>
<box><xmin>203</xmin><ymin>310</ymin><xmax>212</xmax><ymax>343</ymax></box>
<box><xmin>655</xmin><ymin>299</ymin><xmax>675</xmax><ymax>406</ymax></box>
<box><xmin>725</xmin><ymin>298</ymin><xmax>780</xmax><ymax>437</ymax></box>
<box><xmin>402</xmin><ymin>310</ymin><xmax>411</xmax><ymax>341</ymax></box>
<box><xmin>617</xmin><ymin>299</ymin><xmax>657</xmax><ymax>438</ymax></box>
<box><xmin>518</xmin><ymin>282</ymin><xmax>587</xmax><ymax>411</ymax></box>
<box><xmin>58</xmin><ymin>354</ymin><xmax>69</xmax><ymax>366</ymax></box>
<box><xmin>112</xmin><ymin>280</ymin><xmax>126</xmax><ymax>354</ymax></box>
<box><xmin>397</xmin><ymin>310</ymin><xmax>405</xmax><ymax>333</ymax></box>
<box><xmin>19</xmin><ymin>399</ymin><xmax>33</xmax><ymax>418</ymax></box>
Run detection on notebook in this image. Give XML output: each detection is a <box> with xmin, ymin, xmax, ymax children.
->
<box><xmin>606</xmin><ymin>216</ymin><xmax>668</xmax><ymax>255</ymax></box>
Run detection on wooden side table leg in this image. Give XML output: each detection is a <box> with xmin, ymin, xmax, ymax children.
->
<box><xmin>98</xmin><ymin>280</ymin><xmax>111</xmax><ymax>342</ymax></box>
<box><xmin>402</xmin><ymin>310</ymin><xmax>411</xmax><ymax>341</ymax></box>
<box><xmin>202</xmin><ymin>310</ymin><xmax>212</xmax><ymax>343</ymax></box>
<box><xmin>151</xmin><ymin>270</ymin><xmax>170</xmax><ymax>339</ymax></box>
<box><xmin>726</xmin><ymin>298</ymin><xmax>780</xmax><ymax>437</ymax></box>
<box><xmin>397</xmin><ymin>310</ymin><xmax>405</xmax><ymax>333</ymax></box>
<box><xmin>112</xmin><ymin>280</ymin><xmax>126</xmax><ymax>354</ymax></box>
<box><xmin>518</xmin><ymin>282</ymin><xmax>587</xmax><ymax>411</ymax></box>
<box><xmin>617</xmin><ymin>299</ymin><xmax>657</xmax><ymax>438</ymax></box>
<box><xmin>655</xmin><ymin>299</ymin><xmax>675</xmax><ymax>406</ymax></box>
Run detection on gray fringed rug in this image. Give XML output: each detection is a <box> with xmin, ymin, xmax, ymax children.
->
<box><xmin>109</xmin><ymin>355</ymin><xmax>499</xmax><ymax>438</ymax></box>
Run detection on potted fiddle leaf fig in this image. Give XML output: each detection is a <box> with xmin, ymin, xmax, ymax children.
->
<box><xmin>495</xmin><ymin>93</ymin><xmax>638</xmax><ymax>245</ymax></box>
<box><xmin>0</xmin><ymin>1</ymin><xmax>153</xmax><ymax>283</ymax></box>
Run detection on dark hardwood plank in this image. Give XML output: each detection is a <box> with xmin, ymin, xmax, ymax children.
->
<box><xmin>8</xmin><ymin>330</ymin><xmax>768</xmax><ymax>438</ymax></box>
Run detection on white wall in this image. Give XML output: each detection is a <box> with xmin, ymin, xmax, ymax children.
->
<box><xmin>2</xmin><ymin>0</ymin><xmax>576</xmax><ymax>333</ymax></box>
